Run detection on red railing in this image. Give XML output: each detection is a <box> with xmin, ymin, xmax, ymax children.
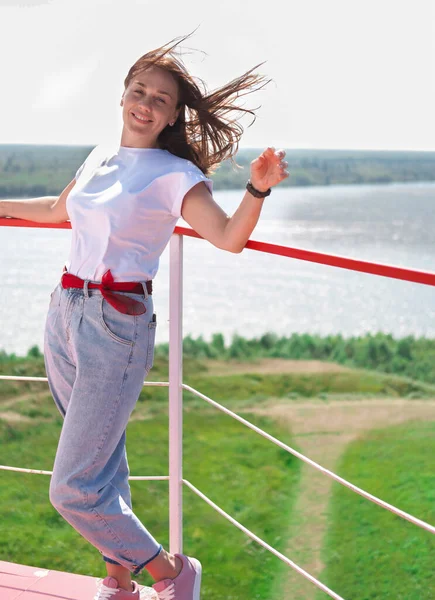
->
<box><xmin>1</xmin><ymin>216</ymin><xmax>434</xmax><ymax>600</ymax></box>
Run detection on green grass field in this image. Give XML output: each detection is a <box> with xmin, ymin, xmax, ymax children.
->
<box><xmin>0</xmin><ymin>404</ymin><xmax>300</xmax><ymax>599</ymax></box>
<box><xmin>316</xmin><ymin>421</ymin><xmax>435</xmax><ymax>600</ymax></box>
<box><xmin>1</xmin><ymin>355</ymin><xmax>434</xmax><ymax>599</ymax></box>
<box><xmin>2</xmin><ymin>353</ymin><xmax>435</xmax><ymax>405</ymax></box>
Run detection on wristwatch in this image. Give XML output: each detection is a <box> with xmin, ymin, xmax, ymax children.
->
<box><xmin>246</xmin><ymin>180</ymin><xmax>271</xmax><ymax>198</ymax></box>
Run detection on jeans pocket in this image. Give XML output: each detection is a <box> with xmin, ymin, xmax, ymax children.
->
<box><xmin>99</xmin><ymin>296</ymin><xmax>137</xmax><ymax>346</ymax></box>
<box><xmin>145</xmin><ymin>314</ymin><xmax>157</xmax><ymax>374</ymax></box>
<box><xmin>48</xmin><ymin>283</ymin><xmax>60</xmax><ymax>307</ymax></box>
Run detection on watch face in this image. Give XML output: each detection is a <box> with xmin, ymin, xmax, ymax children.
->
<box><xmin>247</xmin><ymin>181</ymin><xmax>269</xmax><ymax>197</ymax></box>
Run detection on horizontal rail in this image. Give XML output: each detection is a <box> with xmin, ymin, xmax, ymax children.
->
<box><xmin>182</xmin><ymin>383</ymin><xmax>435</xmax><ymax>535</ymax></box>
<box><xmin>0</xmin><ymin>375</ymin><xmax>169</xmax><ymax>387</ymax></box>
<box><xmin>175</xmin><ymin>226</ymin><xmax>435</xmax><ymax>287</ymax></box>
<box><xmin>0</xmin><ymin>376</ymin><xmax>168</xmax><ymax>478</ymax></box>
<box><xmin>1</xmin><ymin>218</ymin><xmax>434</xmax><ymax>287</ymax></box>
<box><xmin>2</xmin><ymin>372</ymin><xmax>433</xmax><ymax>534</ymax></box>
<box><xmin>0</xmin><ymin>218</ymin><xmax>72</xmax><ymax>230</ymax></box>
<box><xmin>0</xmin><ymin>464</ymin><xmax>169</xmax><ymax>481</ymax></box>
<box><xmin>183</xmin><ymin>478</ymin><xmax>345</xmax><ymax>600</ymax></box>
<box><xmin>3</xmin><ymin>215</ymin><xmax>432</xmax><ymax>598</ymax></box>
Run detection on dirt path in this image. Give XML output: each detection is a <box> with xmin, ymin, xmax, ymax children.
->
<box><xmin>0</xmin><ymin>390</ymin><xmax>51</xmax><ymax>423</ymax></box>
<box><xmin>1</xmin><ymin>361</ymin><xmax>434</xmax><ymax>598</ymax></box>
<box><xmin>244</xmin><ymin>399</ymin><xmax>435</xmax><ymax>599</ymax></box>
<box><xmin>0</xmin><ymin>390</ymin><xmax>49</xmax><ymax>411</ymax></box>
<box><xmin>203</xmin><ymin>358</ymin><xmax>351</xmax><ymax>376</ymax></box>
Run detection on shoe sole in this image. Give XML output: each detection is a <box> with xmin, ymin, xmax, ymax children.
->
<box><xmin>96</xmin><ymin>578</ymin><xmax>154</xmax><ymax>599</ymax></box>
<box><xmin>189</xmin><ymin>557</ymin><xmax>202</xmax><ymax>600</ymax></box>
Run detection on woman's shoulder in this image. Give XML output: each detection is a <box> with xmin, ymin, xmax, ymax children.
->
<box><xmin>161</xmin><ymin>151</ymin><xmax>203</xmax><ymax>174</ymax></box>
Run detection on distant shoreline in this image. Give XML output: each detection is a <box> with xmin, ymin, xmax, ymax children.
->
<box><xmin>2</xmin><ymin>178</ymin><xmax>435</xmax><ymax>201</ymax></box>
<box><xmin>2</xmin><ymin>330</ymin><xmax>435</xmax><ymax>390</ymax></box>
<box><xmin>3</xmin><ymin>179</ymin><xmax>435</xmax><ymax>201</ymax></box>
<box><xmin>1</xmin><ymin>144</ymin><xmax>435</xmax><ymax>197</ymax></box>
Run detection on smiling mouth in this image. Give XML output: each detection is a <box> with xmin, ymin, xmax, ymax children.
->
<box><xmin>132</xmin><ymin>112</ymin><xmax>153</xmax><ymax>124</ymax></box>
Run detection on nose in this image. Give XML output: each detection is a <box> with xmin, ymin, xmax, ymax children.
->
<box><xmin>138</xmin><ymin>96</ymin><xmax>152</xmax><ymax>111</ymax></box>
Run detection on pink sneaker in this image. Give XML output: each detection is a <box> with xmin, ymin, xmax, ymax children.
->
<box><xmin>152</xmin><ymin>553</ymin><xmax>202</xmax><ymax>600</ymax></box>
<box><xmin>94</xmin><ymin>576</ymin><xmax>140</xmax><ymax>599</ymax></box>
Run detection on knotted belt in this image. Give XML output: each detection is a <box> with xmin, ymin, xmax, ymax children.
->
<box><xmin>60</xmin><ymin>266</ymin><xmax>152</xmax><ymax>315</ymax></box>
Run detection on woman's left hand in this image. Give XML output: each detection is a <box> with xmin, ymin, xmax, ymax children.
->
<box><xmin>250</xmin><ymin>147</ymin><xmax>289</xmax><ymax>193</ymax></box>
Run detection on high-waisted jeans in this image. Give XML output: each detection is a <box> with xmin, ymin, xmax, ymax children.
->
<box><xmin>43</xmin><ymin>279</ymin><xmax>162</xmax><ymax>575</ymax></box>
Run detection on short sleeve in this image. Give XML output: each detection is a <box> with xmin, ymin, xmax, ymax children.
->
<box><xmin>75</xmin><ymin>161</ymin><xmax>86</xmax><ymax>180</ymax></box>
<box><xmin>171</xmin><ymin>168</ymin><xmax>213</xmax><ymax>218</ymax></box>
<box><xmin>74</xmin><ymin>145</ymin><xmax>98</xmax><ymax>181</ymax></box>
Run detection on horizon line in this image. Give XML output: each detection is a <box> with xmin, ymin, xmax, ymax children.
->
<box><xmin>1</xmin><ymin>141</ymin><xmax>435</xmax><ymax>153</ymax></box>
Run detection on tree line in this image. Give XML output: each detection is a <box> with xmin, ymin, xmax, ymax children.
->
<box><xmin>1</xmin><ymin>144</ymin><xmax>435</xmax><ymax>198</ymax></box>
<box><xmin>2</xmin><ymin>331</ymin><xmax>434</xmax><ymax>388</ymax></box>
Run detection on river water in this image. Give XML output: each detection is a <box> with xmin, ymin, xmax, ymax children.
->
<box><xmin>1</xmin><ymin>181</ymin><xmax>434</xmax><ymax>356</ymax></box>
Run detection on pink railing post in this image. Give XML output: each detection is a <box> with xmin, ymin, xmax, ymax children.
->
<box><xmin>168</xmin><ymin>233</ymin><xmax>184</xmax><ymax>554</ymax></box>
<box><xmin>1</xmin><ymin>220</ymin><xmax>434</xmax><ymax>600</ymax></box>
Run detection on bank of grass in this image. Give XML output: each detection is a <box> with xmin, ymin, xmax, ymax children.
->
<box><xmin>182</xmin><ymin>368</ymin><xmax>435</xmax><ymax>404</ymax></box>
<box><xmin>315</xmin><ymin>420</ymin><xmax>435</xmax><ymax>600</ymax></box>
<box><xmin>0</xmin><ymin>406</ymin><xmax>300</xmax><ymax>600</ymax></box>
<box><xmin>3</xmin><ymin>329</ymin><xmax>435</xmax><ymax>388</ymax></box>
<box><xmin>2</xmin><ymin>355</ymin><xmax>435</xmax><ymax>408</ymax></box>
<box><xmin>2</xmin><ymin>352</ymin><xmax>435</xmax><ymax>598</ymax></box>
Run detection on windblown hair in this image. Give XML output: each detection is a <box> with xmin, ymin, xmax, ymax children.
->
<box><xmin>123</xmin><ymin>32</ymin><xmax>271</xmax><ymax>176</ymax></box>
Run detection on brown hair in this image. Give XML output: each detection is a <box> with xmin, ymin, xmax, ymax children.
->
<box><xmin>123</xmin><ymin>32</ymin><xmax>271</xmax><ymax>176</ymax></box>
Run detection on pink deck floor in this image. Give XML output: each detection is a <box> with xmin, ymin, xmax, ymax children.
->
<box><xmin>0</xmin><ymin>560</ymin><xmax>157</xmax><ymax>599</ymax></box>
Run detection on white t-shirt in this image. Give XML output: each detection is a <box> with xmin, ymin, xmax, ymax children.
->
<box><xmin>65</xmin><ymin>144</ymin><xmax>213</xmax><ymax>282</ymax></box>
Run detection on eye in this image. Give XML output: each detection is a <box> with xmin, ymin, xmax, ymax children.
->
<box><xmin>134</xmin><ymin>90</ymin><xmax>142</xmax><ymax>95</ymax></box>
<box><xmin>156</xmin><ymin>97</ymin><xmax>166</xmax><ymax>104</ymax></box>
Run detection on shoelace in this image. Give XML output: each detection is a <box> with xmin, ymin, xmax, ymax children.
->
<box><xmin>156</xmin><ymin>583</ymin><xmax>175</xmax><ymax>600</ymax></box>
<box><xmin>94</xmin><ymin>582</ymin><xmax>122</xmax><ymax>600</ymax></box>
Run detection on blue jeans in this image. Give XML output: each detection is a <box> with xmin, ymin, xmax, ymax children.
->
<box><xmin>43</xmin><ymin>279</ymin><xmax>162</xmax><ymax>575</ymax></box>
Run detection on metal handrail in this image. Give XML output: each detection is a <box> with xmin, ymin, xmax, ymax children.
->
<box><xmin>2</xmin><ymin>217</ymin><xmax>435</xmax><ymax>286</ymax></box>
<box><xmin>1</xmin><ymin>217</ymin><xmax>434</xmax><ymax>600</ymax></box>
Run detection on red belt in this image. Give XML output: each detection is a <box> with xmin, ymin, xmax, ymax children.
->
<box><xmin>60</xmin><ymin>266</ymin><xmax>152</xmax><ymax>315</ymax></box>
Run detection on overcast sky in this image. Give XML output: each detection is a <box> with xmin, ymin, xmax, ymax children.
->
<box><xmin>1</xmin><ymin>0</ymin><xmax>434</xmax><ymax>150</ymax></box>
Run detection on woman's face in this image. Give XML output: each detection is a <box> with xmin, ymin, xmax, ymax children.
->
<box><xmin>120</xmin><ymin>65</ymin><xmax>180</xmax><ymax>148</ymax></box>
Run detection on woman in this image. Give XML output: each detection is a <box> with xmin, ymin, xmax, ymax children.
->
<box><xmin>1</xmin><ymin>34</ymin><xmax>289</xmax><ymax>600</ymax></box>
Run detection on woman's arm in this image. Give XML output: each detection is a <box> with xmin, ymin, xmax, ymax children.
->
<box><xmin>0</xmin><ymin>197</ymin><xmax>58</xmax><ymax>222</ymax></box>
<box><xmin>0</xmin><ymin>178</ymin><xmax>76</xmax><ymax>223</ymax></box>
<box><xmin>181</xmin><ymin>147</ymin><xmax>289</xmax><ymax>253</ymax></box>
